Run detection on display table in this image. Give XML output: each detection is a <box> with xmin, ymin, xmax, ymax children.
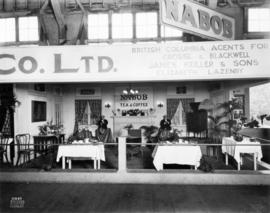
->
<box><xmin>33</xmin><ymin>134</ymin><xmax>65</xmax><ymax>157</ymax></box>
<box><xmin>56</xmin><ymin>142</ymin><xmax>105</xmax><ymax>170</ymax></box>
<box><xmin>222</xmin><ymin>137</ymin><xmax>263</xmax><ymax>170</ymax></box>
<box><xmin>152</xmin><ymin>142</ymin><xmax>202</xmax><ymax>171</ymax></box>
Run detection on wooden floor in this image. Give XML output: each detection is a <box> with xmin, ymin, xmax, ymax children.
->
<box><xmin>0</xmin><ymin>182</ymin><xmax>269</xmax><ymax>213</ymax></box>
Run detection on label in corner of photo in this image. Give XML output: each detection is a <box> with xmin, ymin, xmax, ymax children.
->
<box><xmin>9</xmin><ymin>196</ymin><xmax>25</xmax><ymax>209</ymax></box>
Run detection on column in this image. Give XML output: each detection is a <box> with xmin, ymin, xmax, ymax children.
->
<box><xmin>118</xmin><ymin>137</ymin><xmax>127</xmax><ymax>173</ymax></box>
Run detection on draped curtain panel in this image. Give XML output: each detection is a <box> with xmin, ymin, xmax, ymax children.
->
<box><xmin>1</xmin><ymin>108</ymin><xmax>11</xmax><ymax>135</ymax></box>
<box><xmin>167</xmin><ymin>98</ymin><xmax>195</xmax><ymax>125</ymax></box>
<box><xmin>171</xmin><ymin>101</ymin><xmax>183</xmax><ymax>126</ymax></box>
<box><xmin>0</xmin><ymin>107</ymin><xmax>7</xmax><ymax>132</ymax></box>
<box><xmin>167</xmin><ymin>99</ymin><xmax>180</xmax><ymax>121</ymax></box>
<box><xmin>81</xmin><ymin>102</ymin><xmax>89</xmax><ymax>125</ymax></box>
<box><xmin>180</xmin><ymin>98</ymin><xmax>195</xmax><ymax>124</ymax></box>
<box><xmin>88</xmin><ymin>99</ymin><xmax>101</xmax><ymax>125</ymax></box>
<box><xmin>74</xmin><ymin>100</ymin><xmax>88</xmax><ymax>133</ymax></box>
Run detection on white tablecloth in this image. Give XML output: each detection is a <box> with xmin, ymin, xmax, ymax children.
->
<box><xmin>222</xmin><ymin>137</ymin><xmax>262</xmax><ymax>164</ymax></box>
<box><xmin>152</xmin><ymin>143</ymin><xmax>202</xmax><ymax>171</ymax></box>
<box><xmin>56</xmin><ymin>143</ymin><xmax>105</xmax><ymax>162</ymax></box>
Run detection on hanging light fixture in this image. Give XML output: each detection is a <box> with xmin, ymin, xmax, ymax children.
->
<box><xmin>217</xmin><ymin>0</ymin><xmax>228</xmax><ymax>7</ymax></box>
<box><xmin>122</xmin><ymin>86</ymin><xmax>139</xmax><ymax>95</ymax></box>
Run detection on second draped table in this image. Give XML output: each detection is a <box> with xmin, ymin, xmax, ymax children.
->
<box><xmin>222</xmin><ymin>136</ymin><xmax>262</xmax><ymax>170</ymax></box>
<box><xmin>152</xmin><ymin>141</ymin><xmax>202</xmax><ymax>171</ymax></box>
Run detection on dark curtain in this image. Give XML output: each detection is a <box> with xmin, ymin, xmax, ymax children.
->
<box><xmin>0</xmin><ymin>108</ymin><xmax>11</xmax><ymax>135</ymax></box>
<box><xmin>167</xmin><ymin>99</ymin><xmax>180</xmax><ymax>121</ymax></box>
<box><xmin>0</xmin><ymin>84</ymin><xmax>14</xmax><ymax>136</ymax></box>
<box><xmin>73</xmin><ymin>100</ymin><xmax>88</xmax><ymax>133</ymax></box>
<box><xmin>0</xmin><ymin>106</ymin><xmax>6</xmax><ymax>132</ymax></box>
<box><xmin>180</xmin><ymin>98</ymin><xmax>195</xmax><ymax>124</ymax></box>
<box><xmin>88</xmin><ymin>99</ymin><xmax>101</xmax><ymax>125</ymax></box>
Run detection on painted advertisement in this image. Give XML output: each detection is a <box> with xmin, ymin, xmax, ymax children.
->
<box><xmin>0</xmin><ymin>39</ymin><xmax>270</xmax><ymax>82</ymax></box>
<box><xmin>114</xmin><ymin>87</ymin><xmax>154</xmax><ymax>111</ymax></box>
<box><xmin>160</xmin><ymin>0</ymin><xmax>235</xmax><ymax>40</ymax></box>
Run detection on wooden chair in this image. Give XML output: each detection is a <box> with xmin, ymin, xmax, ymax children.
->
<box><xmin>206</xmin><ymin>137</ymin><xmax>220</xmax><ymax>160</ymax></box>
<box><xmin>16</xmin><ymin>134</ymin><xmax>34</xmax><ymax>167</ymax></box>
<box><xmin>127</xmin><ymin>129</ymin><xmax>143</xmax><ymax>158</ymax></box>
<box><xmin>0</xmin><ymin>135</ymin><xmax>10</xmax><ymax>164</ymax></box>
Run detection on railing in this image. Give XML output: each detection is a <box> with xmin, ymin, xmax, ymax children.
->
<box><xmin>1</xmin><ymin>136</ymin><xmax>270</xmax><ymax>173</ymax></box>
<box><xmin>126</xmin><ymin>140</ymin><xmax>270</xmax><ymax>172</ymax></box>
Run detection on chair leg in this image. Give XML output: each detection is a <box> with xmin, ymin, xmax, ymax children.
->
<box><xmin>27</xmin><ymin>153</ymin><xmax>31</xmax><ymax>165</ymax></box>
<box><xmin>4</xmin><ymin>153</ymin><xmax>9</xmax><ymax>164</ymax></box>
<box><xmin>16</xmin><ymin>153</ymin><xmax>21</xmax><ymax>166</ymax></box>
<box><xmin>0</xmin><ymin>153</ymin><xmax>3</xmax><ymax>164</ymax></box>
<box><xmin>23</xmin><ymin>155</ymin><xmax>26</xmax><ymax>167</ymax></box>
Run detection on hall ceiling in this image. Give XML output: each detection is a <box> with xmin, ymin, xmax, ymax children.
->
<box><xmin>0</xmin><ymin>0</ymin><xmax>268</xmax><ymax>45</ymax></box>
<box><xmin>0</xmin><ymin>0</ymin><xmax>269</xmax><ymax>15</ymax></box>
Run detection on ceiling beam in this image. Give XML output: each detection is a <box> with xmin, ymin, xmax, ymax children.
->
<box><xmin>0</xmin><ymin>0</ymin><xmax>159</xmax><ymax>13</ymax></box>
<box><xmin>50</xmin><ymin>0</ymin><xmax>67</xmax><ymax>43</ymax></box>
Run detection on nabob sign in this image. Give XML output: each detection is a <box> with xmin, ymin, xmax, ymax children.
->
<box><xmin>160</xmin><ymin>0</ymin><xmax>235</xmax><ymax>41</ymax></box>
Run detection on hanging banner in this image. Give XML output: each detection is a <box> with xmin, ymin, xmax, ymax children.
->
<box><xmin>160</xmin><ymin>0</ymin><xmax>236</xmax><ymax>40</ymax></box>
<box><xmin>0</xmin><ymin>39</ymin><xmax>270</xmax><ymax>83</ymax></box>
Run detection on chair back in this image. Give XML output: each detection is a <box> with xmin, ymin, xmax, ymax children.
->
<box><xmin>0</xmin><ymin>135</ymin><xmax>10</xmax><ymax>151</ymax></box>
<box><xmin>16</xmin><ymin>134</ymin><xmax>31</xmax><ymax>151</ymax></box>
<box><xmin>128</xmin><ymin>129</ymin><xmax>141</xmax><ymax>138</ymax></box>
<box><xmin>127</xmin><ymin>129</ymin><xmax>141</xmax><ymax>144</ymax></box>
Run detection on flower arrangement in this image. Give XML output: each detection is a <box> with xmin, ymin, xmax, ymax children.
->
<box><xmin>123</xmin><ymin>124</ymin><xmax>133</xmax><ymax>130</ymax></box>
<box><xmin>126</xmin><ymin>109</ymin><xmax>142</xmax><ymax>116</ymax></box>
<box><xmin>39</xmin><ymin>120</ymin><xmax>63</xmax><ymax>135</ymax></box>
<box><xmin>120</xmin><ymin>109</ymin><xmax>144</xmax><ymax>116</ymax></box>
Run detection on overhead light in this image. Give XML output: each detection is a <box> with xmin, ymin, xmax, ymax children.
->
<box><xmin>217</xmin><ymin>0</ymin><xmax>228</xmax><ymax>7</ymax></box>
<box><xmin>157</xmin><ymin>102</ymin><xmax>164</xmax><ymax>108</ymax></box>
<box><xmin>104</xmin><ymin>102</ymin><xmax>111</xmax><ymax>108</ymax></box>
<box><xmin>122</xmin><ymin>87</ymin><xmax>139</xmax><ymax>95</ymax></box>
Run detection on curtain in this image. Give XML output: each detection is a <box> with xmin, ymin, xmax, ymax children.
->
<box><xmin>0</xmin><ymin>106</ymin><xmax>6</xmax><ymax>132</ymax></box>
<box><xmin>167</xmin><ymin>99</ymin><xmax>180</xmax><ymax>121</ymax></box>
<box><xmin>73</xmin><ymin>100</ymin><xmax>88</xmax><ymax>133</ymax></box>
<box><xmin>171</xmin><ymin>101</ymin><xmax>183</xmax><ymax>125</ymax></box>
<box><xmin>88</xmin><ymin>99</ymin><xmax>101</xmax><ymax>125</ymax></box>
<box><xmin>1</xmin><ymin>108</ymin><xmax>11</xmax><ymax>135</ymax></box>
<box><xmin>167</xmin><ymin>98</ymin><xmax>194</xmax><ymax>125</ymax></box>
<box><xmin>180</xmin><ymin>98</ymin><xmax>194</xmax><ymax>124</ymax></box>
<box><xmin>81</xmin><ymin>102</ymin><xmax>90</xmax><ymax>125</ymax></box>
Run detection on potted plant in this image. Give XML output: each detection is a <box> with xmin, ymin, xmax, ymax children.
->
<box><xmin>208</xmin><ymin>114</ymin><xmax>229</xmax><ymax>142</ymax></box>
<box><xmin>38</xmin><ymin>120</ymin><xmax>63</xmax><ymax>135</ymax></box>
<box><xmin>257</xmin><ymin>114</ymin><xmax>270</xmax><ymax>125</ymax></box>
<box><xmin>140</xmin><ymin>125</ymin><xmax>159</xmax><ymax>148</ymax></box>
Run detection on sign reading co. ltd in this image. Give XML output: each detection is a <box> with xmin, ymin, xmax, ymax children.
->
<box><xmin>160</xmin><ymin>0</ymin><xmax>235</xmax><ymax>41</ymax></box>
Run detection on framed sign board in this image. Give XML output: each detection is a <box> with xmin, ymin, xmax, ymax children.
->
<box><xmin>234</xmin><ymin>95</ymin><xmax>245</xmax><ymax>115</ymax></box>
<box><xmin>32</xmin><ymin>101</ymin><xmax>47</xmax><ymax>122</ymax></box>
